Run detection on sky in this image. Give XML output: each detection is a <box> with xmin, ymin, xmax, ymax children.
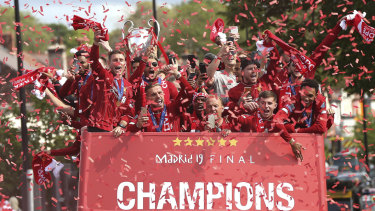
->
<box><xmin>15</xmin><ymin>0</ymin><xmax>185</xmax><ymax>31</ymax></box>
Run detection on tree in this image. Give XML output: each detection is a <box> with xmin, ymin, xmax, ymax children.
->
<box><xmin>0</xmin><ymin>87</ymin><xmax>76</xmax><ymax>198</ymax></box>
<box><xmin>0</xmin><ymin>6</ymin><xmax>55</xmax><ymax>54</ymax></box>
<box><xmin>47</xmin><ymin>23</ymin><xmax>95</xmax><ymax>57</ymax></box>
<box><xmin>222</xmin><ymin>0</ymin><xmax>375</xmax><ymax>95</ymax></box>
<box><xmin>353</xmin><ymin>110</ymin><xmax>375</xmax><ymax>164</ymax></box>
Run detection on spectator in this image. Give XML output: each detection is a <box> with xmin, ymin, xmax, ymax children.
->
<box><xmin>206</xmin><ymin>40</ymin><xmax>238</xmax><ymax>104</ymax></box>
<box><xmin>203</xmin><ymin>95</ymin><xmax>233</xmax><ymax>137</ymax></box>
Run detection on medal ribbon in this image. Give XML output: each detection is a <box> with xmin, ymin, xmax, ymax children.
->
<box><xmin>78</xmin><ymin>71</ymin><xmax>92</xmax><ymax>91</ymax></box>
<box><xmin>302</xmin><ymin>106</ymin><xmax>314</xmax><ymax>127</ymax></box>
<box><xmin>148</xmin><ymin>106</ymin><xmax>167</xmax><ymax>132</ymax></box>
<box><xmin>114</xmin><ymin>78</ymin><xmax>124</xmax><ymax>101</ymax></box>
<box><xmin>78</xmin><ymin>71</ymin><xmax>92</xmax><ymax>109</ymax></box>
<box><xmin>289</xmin><ymin>77</ymin><xmax>297</xmax><ymax>96</ymax></box>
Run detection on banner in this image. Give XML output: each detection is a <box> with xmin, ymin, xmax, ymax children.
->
<box><xmin>78</xmin><ymin>132</ymin><xmax>327</xmax><ymax>210</ymax></box>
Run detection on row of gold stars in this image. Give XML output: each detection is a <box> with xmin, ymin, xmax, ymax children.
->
<box><xmin>172</xmin><ymin>137</ymin><xmax>238</xmax><ymax>147</ymax></box>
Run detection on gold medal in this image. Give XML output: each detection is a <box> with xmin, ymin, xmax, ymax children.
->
<box><xmin>116</xmin><ymin>101</ymin><xmax>121</xmax><ymax>107</ymax></box>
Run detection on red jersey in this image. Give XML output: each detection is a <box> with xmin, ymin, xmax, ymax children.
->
<box><xmin>182</xmin><ymin>111</ymin><xmax>205</xmax><ymax>132</ymax></box>
<box><xmin>228</xmin><ymin>81</ymin><xmax>271</xmax><ymax>104</ymax></box>
<box><xmin>274</xmin><ymin>94</ymin><xmax>328</xmax><ymax>142</ymax></box>
<box><xmin>204</xmin><ymin>116</ymin><xmax>234</xmax><ymax>132</ymax></box>
<box><xmin>59</xmin><ymin>72</ymin><xmax>94</xmax><ymax>128</ymax></box>
<box><xmin>127</xmin><ymin>103</ymin><xmax>181</xmax><ymax>132</ymax></box>
<box><xmin>131</xmin><ymin>61</ymin><xmax>179</xmax><ymax>111</ymax></box>
<box><xmin>128</xmin><ymin>76</ymin><xmax>193</xmax><ymax>132</ymax></box>
<box><xmin>238</xmin><ymin>111</ymin><xmax>275</xmax><ymax>132</ymax></box>
<box><xmin>88</xmin><ymin>44</ymin><xmax>135</xmax><ymax>131</ymax></box>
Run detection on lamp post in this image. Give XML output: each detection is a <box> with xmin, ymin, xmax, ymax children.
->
<box><xmin>362</xmin><ymin>93</ymin><xmax>369</xmax><ymax>172</ymax></box>
<box><xmin>14</xmin><ymin>0</ymin><xmax>31</xmax><ymax>209</ymax></box>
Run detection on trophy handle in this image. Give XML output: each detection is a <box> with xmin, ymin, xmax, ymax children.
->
<box><xmin>122</xmin><ymin>20</ymin><xmax>134</xmax><ymax>39</ymax></box>
<box><xmin>148</xmin><ymin>19</ymin><xmax>160</xmax><ymax>40</ymax></box>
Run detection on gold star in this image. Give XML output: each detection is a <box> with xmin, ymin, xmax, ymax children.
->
<box><xmin>184</xmin><ymin>137</ymin><xmax>193</xmax><ymax>146</ymax></box>
<box><xmin>195</xmin><ymin>138</ymin><xmax>204</xmax><ymax>146</ymax></box>
<box><xmin>229</xmin><ymin>139</ymin><xmax>238</xmax><ymax>146</ymax></box>
<box><xmin>206</xmin><ymin>138</ymin><xmax>216</xmax><ymax>146</ymax></box>
<box><xmin>218</xmin><ymin>138</ymin><xmax>227</xmax><ymax>146</ymax></box>
<box><xmin>173</xmin><ymin>137</ymin><xmax>183</xmax><ymax>146</ymax></box>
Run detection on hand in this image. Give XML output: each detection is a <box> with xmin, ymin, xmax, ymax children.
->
<box><xmin>196</xmin><ymin>73</ymin><xmax>207</xmax><ymax>87</ymax></box>
<box><xmin>221</xmin><ymin>129</ymin><xmax>231</xmax><ymax>137</ymax></box>
<box><xmin>136</xmin><ymin>115</ymin><xmax>149</xmax><ymax>129</ymax></box>
<box><xmin>93</xmin><ymin>26</ymin><xmax>105</xmax><ymax>45</ymax></box>
<box><xmin>59</xmin><ymin>111</ymin><xmax>72</xmax><ymax>126</ymax></box>
<box><xmin>327</xmin><ymin>108</ymin><xmax>335</xmax><ymax>116</ymax></box>
<box><xmin>243</xmin><ymin>102</ymin><xmax>259</xmax><ymax>112</ymax></box>
<box><xmin>41</xmin><ymin>71</ymin><xmax>54</xmax><ymax>79</ymax></box>
<box><xmin>290</xmin><ymin>140</ymin><xmax>305</xmax><ymax>162</ymax></box>
<box><xmin>239</xmin><ymin>91</ymin><xmax>253</xmax><ymax>105</ymax></box>
<box><xmin>66</xmin><ymin>66</ymin><xmax>76</xmax><ymax>80</ymax></box>
<box><xmin>42</xmin><ymin>72</ymin><xmax>58</xmax><ymax>83</ymax></box>
<box><xmin>187</xmin><ymin>78</ymin><xmax>196</xmax><ymax>88</ymax></box>
<box><xmin>112</xmin><ymin>126</ymin><xmax>125</xmax><ymax>138</ymax></box>
<box><xmin>229</xmin><ymin>33</ymin><xmax>240</xmax><ymax>42</ymax></box>
<box><xmin>217</xmin><ymin>44</ymin><xmax>230</xmax><ymax>58</ymax></box>
<box><xmin>263</xmin><ymin>33</ymin><xmax>271</xmax><ymax>45</ymax></box>
<box><xmin>98</xmin><ymin>40</ymin><xmax>112</xmax><ymax>52</ymax></box>
<box><xmin>165</xmin><ymin>58</ymin><xmax>179</xmax><ymax>77</ymax></box>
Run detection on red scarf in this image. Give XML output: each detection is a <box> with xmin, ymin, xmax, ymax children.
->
<box><xmin>72</xmin><ymin>15</ymin><xmax>109</xmax><ymax>41</ymax></box>
<box><xmin>10</xmin><ymin>67</ymin><xmax>59</xmax><ymax>92</ymax></box>
<box><xmin>264</xmin><ymin>30</ymin><xmax>316</xmax><ymax>75</ymax></box>
<box><xmin>344</xmin><ymin>12</ymin><xmax>374</xmax><ymax>44</ymax></box>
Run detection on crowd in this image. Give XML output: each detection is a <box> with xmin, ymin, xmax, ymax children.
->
<box><xmin>25</xmin><ymin>10</ymin><xmax>372</xmax><ymax>165</ymax></box>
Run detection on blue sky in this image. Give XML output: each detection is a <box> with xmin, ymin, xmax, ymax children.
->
<box><xmin>16</xmin><ymin>0</ymin><xmax>185</xmax><ymax>31</ymax></box>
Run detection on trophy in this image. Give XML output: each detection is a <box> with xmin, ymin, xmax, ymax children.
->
<box><xmin>122</xmin><ymin>19</ymin><xmax>160</xmax><ymax>57</ymax></box>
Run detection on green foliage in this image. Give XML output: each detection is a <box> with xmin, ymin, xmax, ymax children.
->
<box><xmin>222</xmin><ymin>0</ymin><xmax>375</xmax><ymax>95</ymax></box>
<box><xmin>0</xmin><ymin>6</ymin><xmax>54</xmax><ymax>54</ymax></box>
<box><xmin>47</xmin><ymin>23</ymin><xmax>94</xmax><ymax>57</ymax></box>
<box><xmin>0</xmin><ymin>103</ymin><xmax>22</xmax><ymax>197</ymax></box>
<box><xmin>0</xmin><ymin>90</ymin><xmax>75</xmax><ymax>197</ymax></box>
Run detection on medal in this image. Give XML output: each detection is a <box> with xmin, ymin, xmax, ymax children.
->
<box><xmin>114</xmin><ymin>78</ymin><xmax>124</xmax><ymax>102</ymax></box>
<box><xmin>116</xmin><ymin>101</ymin><xmax>121</xmax><ymax>107</ymax></box>
<box><xmin>121</xmin><ymin>96</ymin><xmax>126</xmax><ymax>103</ymax></box>
<box><xmin>149</xmin><ymin>106</ymin><xmax>167</xmax><ymax>132</ymax></box>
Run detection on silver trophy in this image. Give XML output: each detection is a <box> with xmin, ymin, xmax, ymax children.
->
<box><xmin>122</xmin><ymin>19</ymin><xmax>160</xmax><ymax>57</ymax></box>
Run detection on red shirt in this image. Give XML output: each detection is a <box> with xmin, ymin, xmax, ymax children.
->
<box><xmin>274</xmin><ymin>94</ymin><xmax>328</xmax><ymax>142</ymax></box>
<box><xmin>88</xmin><ymin>44</ymin><xmax>135</xmax><ymax>131</ymax></box>
<box><xmin>182</xmin><ymin>111</ymin><xmax>205</xmax><ymax>132</ymax></box>
<box><xmin>238</xmin><ymin>111</ymin><xmax>275</xmax><ymax>132</ymax></box>
<box><xmin>227</xmin><ymin>80</ymin><xmax>271</xmax><ymax>117</ymax></box>
<box><xmin>128</xmin><ymin>76</ymin><xmax>193</xmax><ymax>132</ymax></box>
<box><xmin>205</xmin><ymin>117</ymin><xmax>234</xmax><ymax>132</ymax></box>
<box><xmin>127</xmin><ymin>103</ymin><xmax>182</xmax><ymax>132</ymax></box>
<box><xmin>228</xmin><ymin>81</ymin><xmax>271</xmax><ymax>104</ymax></box>
<box><xmin>131</xmin><ymin>61</ymin><xmax>179</xmax><ymax>111</ymax></box>
<box><xmin>59</xmin><ymin>72</ymin><xmax>94</xmax><ymax>128</ymax></box>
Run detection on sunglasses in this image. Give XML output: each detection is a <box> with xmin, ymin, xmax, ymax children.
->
<box><xmin>147</xmin><ymin>62</ymin><xmax>158</xmax><ymax>67</ymax></box>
